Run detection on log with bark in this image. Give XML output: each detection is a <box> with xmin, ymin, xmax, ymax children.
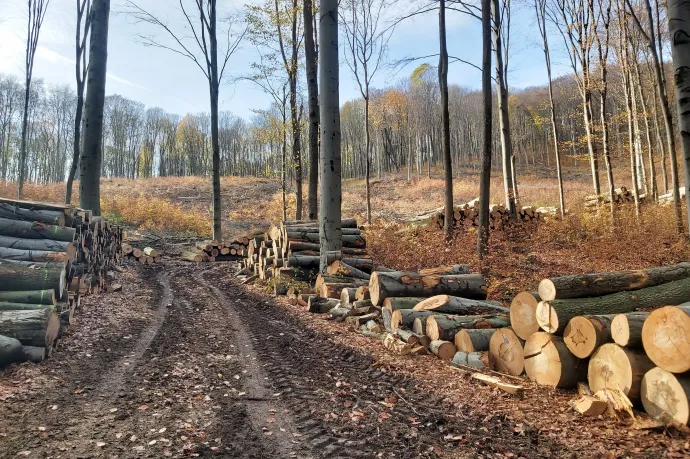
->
<box><xmin>389</xmin><ymin>309</ymin><xmax>438</xmax><ymax>330</ymax></box>
<box><xmin>369</xmin><ymin>271</ymin><xmax>487</xmax><ymax>306</ymax></box>
<box><xmin>536</xmin><ymin>277</ymin><xmax>690</xmax><ymax>333</ymax></box>
<box><xmin>642</xmin><ymin>304</ymin><xmax>690</xmax><ymax>373</ymax></box>
<box><xmin>355</xmin><ymin>286</ymin><xmax>370</xmax><ymax>301</ymax></box>
<box><xmin>0</xmin><ymin>246</ymin><xmax>72</xmax><ymax>264</ymax></box>
<box><xmin>0</xmin><ymin>290</ymin><xmax>55</xmax><ymax>305</ymax></box>
<box><xmin>382</xmin><ymin>297</ymin><xmax>424</xmax><ymax>311</ymax></box>
<box><xmin>0</xmin><ymin>203</ymin><xmax>66</xmax><ymax>226</ymax></box>
<box><xmin>340</xmin><ymin>287</ymin><xmax>359</xmax><ymax>307</ymax></box>
<box><xmin>288</xmin><ymin>233</ymin><xmax>366</xmax><ymax>248</ymax></box>
<box><xmin>451</xmin><ymin>351</ymin><xmax>491</xmax><ymax>369</ymax></box>
<box><xmin>489</xmin><ymin>328</ymin><xmax>525</xmax><ymax>376</ymax></box>
<box><xmin>0</xmin><ymin>217</ymin><xmax>76</xmax><ymax>242</ymax></box>
<box><xmin>429</xmin><ymin>340</ymin><xmax>456</xmax><ymax>360</ymax></box>
<box><xmin>381</xmin><ymin>332</ymin><xmax>413</xmax><ymax>355</ymax></box>
<box><xmin>287</xmin><ymin>241</ymin><xmax>368</xmax><ymax>257</ymax></box>
<box><xmin>392</xmin><ymin>328</ymin><xmax>421</xmax><ymax>345</ymax></box>
<box><xmin>0</xmin><ymin>334</ymin><xmax>23</xmax><ymax>367</ymax></box>
<box><xmin>0</xmin><ymin>235</ymin><xmax>75</xmax><ymax>255</ymax></box>
<box><xmin>327</xmin><ymin>260</ymin><xmax>371</xmax><ymax>279</ymax></box>
<box><xmin>283</xmin><ymin>218</ymin><xmax>358</xmax><ymax>228</ymax></box>
<box><xmin>563</xmin><ymin>315</ymin><xmax>616</xmax><ymax>359</ymax></box>
<box><xmin>308</xmin><ymin>297</ymin><xmax>340</xmax><ymax>314</ymax></box>
<box><xmin>588</xmin><ymin>344</ymin><xmax>654</xmax><ymax>399</ymax></box>
<box><xmin>0</xmin><ymin>308</ymin><xmax>60</xmax><ymax>347</ymax></box>
<box><xmin>426</xmin><ymin>314</ymin><xmax>510</xmax><ymax>341</ymax></box>
<box><xmin>21</xmin><ymin>345</ymin><xmax>46</xmax><ymax>363</ymax></box>
<box><xmin>413</xmin><ymin>295</ymin><xmax>508</xmax><ymax>315</ymax></box>
<box><xmin>610</xmin><ymin>312</ymin><xmax>649</xmax><ymax>348</ymax></box>
<box><xmin>524</xmin><ymin>333</ymin><xmax>587</xmax><ymax>388</ymax></box>
<box><xmin>509</xmin><ymin>291</ymin><xmax>541</xmax><ymax>340</ymax></box>
<box><xmin>381</xmin><ymin>307</ymin><xmax>392</xmax><ymax>330</ymax></box>
<box><xmin>417</xmin><ymin>265</ymin><xmax>470</xmax><ymax>276</ymax></box>
<box><xmin>0</xmin><ymin>259</ymin><xmax>65</xmax><ymax>297</ymax></box>
<box><xmin>641</xmin><ymin>367</ymin><xmax>690</xmax><ymax>425</ymax></box>
<box><xmin>538</xmin><ymin>262</ymin><xmax>690</xmax><ymax>301</ymax></box>
<box><xmin>455</xmin><ymin>328</ymin><xmax>496</xmax><ymax>353</ymax></box>
<box><xmin>317</xmin><ymin>279</ymin><xmax>368</xmax><ymax>299</ymax></box>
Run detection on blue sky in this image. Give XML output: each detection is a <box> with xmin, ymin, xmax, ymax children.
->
<box><xmin>0</xmin><ymin>0</ymin><xmax>573</xmax><ymax>119</ymax></box>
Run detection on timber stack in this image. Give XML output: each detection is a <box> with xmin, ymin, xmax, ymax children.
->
<box><xmin>121</xmin><ymin>243</ymin><xmax>163</xmax><ymax>264</ymax></box>
<box><xmin>0</xmin><ymin>197</ymin><xmax>124</xmax><ymax>368</ymax></box>
<box><xmin>507</xmin><ymin>262</ymin><xmax>690</xmax><ymax>424</ymax></box>
<box><xmin>584</xmin><ymin>186</ymin><xmax>647</xmax><ymax>209</ymax></box>
<box><xmin>428</xmin><ymin>198</ymin><xmax>557</xmax><ymax>232</ymax></box>
<box><xmin>658</xmin><ymin>187</ymin><xmax>687</xmax><ymax>205</ymax></box>
<box><xmin>181</xmin><ymin>239</ymin><xmax>249</xmax><ymax>262</ymax></box>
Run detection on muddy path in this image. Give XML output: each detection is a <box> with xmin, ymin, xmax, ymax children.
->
<box><xmin>0</xmin><ymin>262</ymin><xmax>570</xmax><ymax>458</ymax></box>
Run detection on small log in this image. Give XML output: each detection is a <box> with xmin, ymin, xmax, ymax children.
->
<box><xmin>369</xmin><ymin>271</ymin><xmax>487</xmax><ymax>306</ymax></box>
<box><xmin>0</xmin><ymin>217</ymin><xmax>75</xmax><ymax>242</ymax></box>
<box><xmin>536</xmin><ymin>277</ymin><xmax>690</xmax><ymax>334</ymax></box>
<box><xmin>318</xmin><ymin>280</ymin><xmax>367</xmax><ymax>299</ymax></box>
<box><xmin>283</xmin><ymin>218</ymin><xmax>357</xmax><ymax>228</ymax></box>
<box><xmin>642</xmin><ymin>304</ymin><xmax>690</xmax><ymax>373</ymax></box>
<box><xmin>430</xmin><ymin>340</ymin><xmax>456</xmax><ymax>360</ymax></box>
<box><xmin>509</xmin><ymin>291</ymin><xmax>541</xmax><ymax>340</ymax></box>
<box><xmin>0</xmin><ymin>303</ymin><xmax>55</xmax><ymax>311</ymax></box>
<box><xmin>346</xmin><ymin>312</ymin><xmax>380</xmax><ymax>329</ymax></box>
<box><xmin>611</xmin><ymin>312</ymin><xmax>648</xmax><ymax>348</ymax></box>
<box><xmin>571</xmin><ymin>395</ymin><xmax>608</xmax><ymax>416</ymax></box>
<box><xmin>143</xmin><ymin>247</ymin><xmax>159</xmax><ymax>257</ymax></box>
<box><xmin>0</xmin><ymin>246</ymin><xmax>70</xmax><ymax>264</ymax></box>
<box><xmin>327</xmin><ymin>261</ymin><xmax>371</xmax><ymax>280</ymax></box>
<box><xmin>21</xmin><ymin>345</ymin><xmax>46</xmax><ymax>363</ymax></box>
<box><xmin>390</xmin><ymin>309</ymin><xmax>437</xmax><ymax>330</ymax></box>
<box><xmin>524</xmin><ymin>333</ymin><xmax>586</xmax><ymax>388</ymax></box>
<box><xmin>0</xmin><ymin>290</ymin><xmax>55</xmax><ymax>305</ymax></box>
<box><xmin>451</xmin><ymin>351</ymin><xmax>489</xmax><ymax>368</ymax></box>
<box><xmin>352</xmin><ymin>299</ymin><xmax>373</xmax><ymax>309</ymax></box>
<box><xmin>0</xmin><ymin>334</ymin><xmax>23</xmax><ymax>366</ymax></box>
<box><xmin>273</xmin><ymin>281</ymin><xmax>290</xmax><ymax>296</ymax></box>
<box><xmin>489</xmin><ymin>328</ymin><xmax>525</xmax><ymax>376</ymax></box>
<box><xmin>355</xmin><ymin>286</ymin><xmax>370</xmax><ymax>301</ymax></box>
<box><xmin>297</xmin><ymin>294</ymin><xmax>317</xmax><ymax>307</ymax></box>
<box><xmin>413</xmin><ymin>295</ymin><xmax>509</xmax><ymax>315</ymax></box>
<box><xmin>392</xmin><ymin>328</ymin><xmax>421</xmax><ymax>345</ymax></box>
<box><xmin>382</xmin><ymin>332</ymin><xmax>413</xmax><ymax>355</ymax></box>
<box><xmin>181</xmin><ymin>250</ymin><xmax>206</xmax><ymax>262</ymax></box>
<box><xmin>471</xmin><ymin>373</ymin><xmax>523</xmax><ymax>395</ymax></box>
<box><xmin>641</xmin><ymin>367</ymin><xmax>690</xmax><ymax>425</ymax></box>
<box><xmin>381</xmin><ymin>307</ymin><xmax>392</xmax><ymax>330</ymax></box>
<box><xmin>538</xmin><ymin>262</ymin><xmax>690</xmax><ymax>301</ymax></box>
<box><xmin>340</xmin><ymin>287</ymin><xmax>359</xmax><ymax>307</ymax></box>
<box><xmin>588</xmin><ymin>344</ymin><xmax>654</xmax><ymax>399</ymax></box>
<box><xmin>564</xmin><ymin>315</ymin><xmax>616</xmax><ymax>359</ymax></box>
<box><xmin>0</xmin><ymin>259</ymin><xmax>65</xmax><ymax>297</ymax></box>
<box><xmin>0</xmin><ymin>203</ymin><xmax>65</xmax><ymax>226</ymax></box>
<box><xmin>455</xmin><ymin>328</ymin><xmax>496</xmax><ymax>353</ymax></box>
<box><xmin>308</xmin><ymin>297</ymin><xmax>339</xmax><ymax>313</ymax></box>
<box><xmin>426</xmin><ymin>314</ymin><xmax>510</xmax><ymax>341</ymax></box>
<box><xmin>0</xmin><ymin>235</ymin><xmax>73</xmax><ymax>254</ymax></box>
<box><xmin>382</xmin><ymin>297</ymin><xmax>424</xmax><ymax>311</ymax></box>
<box><xmin>0</xmin><ymin>309</ymin><xmax>60</xmax><ymax>347</ymax></box>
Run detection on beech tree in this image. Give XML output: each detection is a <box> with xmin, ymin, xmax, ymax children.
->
<box><xmin>478</xmin><ymin>0</ymin><xmax>492</xmax><ymax>258</ymax></box>
<box><xmin>438</xmin><ymin>0</ymin><xmax>453</xmax><ymax>241</ymax></box>
<box><xmin>303</xmin><ymin>0</ymin><xmax>319</xmax><ymax>220</ymax></box>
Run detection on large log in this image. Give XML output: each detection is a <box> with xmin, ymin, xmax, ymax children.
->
<box><xmin>0</xmin><ymin>303</ymin><xmax>55</xmax><ymax>311</ymax></box>
<box><xmin>0</xmin><ymin>203</ymin><xmax>65</xmax><ymax>226</ymax></box>
<box><xmin>489</xmin><ymin>328</ymin><xmax>525</xmax><ymax>376</ymax></box>
<box><xmin>289</xmin><ymin>233</ymin><xmax>366</xmax><ymax>248</ymax></box>
<box><xmin>369</xmin><ymin>271</ymin><xmax>487</xmax><ymax>306</ymax></box>
<box><xmin>641</xmin><ymin>367</ymin><xmax>690</xmax><ymax>425</ymax></box>
<box><xmin>283</xmin><ymin>218</ymin><xmax>358</xmax><ymax>228</ymax></box>
<box><xmin>389</xmin><ymin>309</ymin><xmax>437</xmax><ymax>329</ymax></box>
<box><xmin>0</xmin><ymin>334</ymin><xmax>23</xmax><ymax>367</ymax></box>
<box><xmin>287</xmin><ymin>241</ymin><xmax>368</xmax><ymax>256</ymax></box>
<box><xmin>524</xmin><ymin>333</ymin><xmax>587</xmax><ymax>388</ymax></box>
<box><xmin>285</xmin><ymin>227</ymin><xmax>362</xmax><ymax>237</ymax></box>
<box><xmin>0</xmin><ymin>290</ymin><xmax>55</xmax><ymax>305</ymax></box>
<box><xmin>340</xmin><ymin>288</ymin><xmax>358</xmax><ymax>307</ymax></box>
<box><xmin>509</xmin><ymin>291</ymin><xmax>541</xmax><ymax>340</ymax></box>
<box><xmin>611</xmin><ymin>312</ymin><xmax>649</xmax><ymax>348</ymax></box>
<box><xmin>455</xmin><ymin>329</ymin><xmax>496</xmax><ymax>353</ymax></box>
<box><xmin>382</xmin><ymin>297</ymin><xmax>425</xmax><ymax>312</ymax></box>
<box><xmin>327</xmin><ymin>260</ymin><xmax>371</xmax><ymax>279</ymax></box>
<box><xmin>429</xmin><ymin>340</ymin><xmax>456</xmax><ymax>360</ymax></box>
<box><xmin>538</xmin><ymin>262</ymin><xmax>690</xmax><ymax>301</ymax></box>
<box><xmin>413</xmin><ymin>295</ymin><xmax>508</xmax><ymax>315</ymax></box>
<box><xmin>535</xmin><ymin>277</ymin><xmax>690</xmax><ymax>333</ymax></box>
<box><xmin>642</xmin><ymin>304</ymin><xmax>690</xmax><ymax>373</ymax></box>
<box><xmin>0</xmin><ymin>217</ymin><xmax>76</xmax><ymax>242</ymax></box>
<box><xmin>0</xmin><ymin>246</ymin><xmax>72</xmax><ymax>263</ymax></box>
<box><xmin>0</xmin><ymin>260</ymin><xmax>65</xmax><ymax>297</ymax></box>
<box><xmin>0</xmin><ymin>235</ymin><xmax>74</xmax><ymax>255</ymax></box>
<box><xmin>588</xmin><ymin>344</ymin><xmax>654</xmax><ymax>399</ymax></box>
<box><xmin>417</xmin><ymin>265</ymin><xmax>470</xmax><ymax>276</ymax></box>
<box><xmin>0</xmin><ymin>197</ymin><xmax>72</xmax><ymax>214</ymax></box>
<box><xmin>426</xmin><ymin>315</ymin><xmax>510</xmax><ymax>341</ymax></box>
<box><xmin>563</xmin><ymin>315</ymin><xmax>616</xmax><ymax>359</ymax></box>
<box><xmin>0</xmin><ymin>309</ymin><xmax>60</xmax><ymax>347</ymax></box>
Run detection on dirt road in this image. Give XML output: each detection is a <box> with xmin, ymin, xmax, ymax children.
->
<box><xmin>0</xmin><ymin>262</ymin><xmax>567</xmax><ymax>458</ymax></box>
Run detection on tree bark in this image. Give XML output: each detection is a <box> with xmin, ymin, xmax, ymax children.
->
<box><xmin>0</xmin><ymin>259</ymin><xmax>65</xmax><ymax>296</ymax></box>
<box><xmin>642</xmin><ymin>304</ymin><xmax>690</xmax><ymax>373</ymax></box>
<box><xmin>439</xmin><ymin>0</ymin><xmax>454</xmax><ymax>240</ymax></box>
<box><xmin>79</xmin><ymin>0</ymin><xmax>110</xmax><ymax>215</ymax></box>
<box><xmin>0</xmin><ymin>308</ymin><xmax>60</xmax><ymax>347</ymax></box>
<box><xmin>478</xmin><ymin>0</ymin><xmax>493</xmax><ymax>258</ymax></box>
<box><xmin>451</xmin><ymin>350</ymin><xmax>490</xmax><ymax>369</ymax></box>
<box><xmin>0</xmin><ymin>334</ymin><xmax>23</xmax><ymax>367</ymax></box>
<box><xmin>369</xmin><ymin>271</ymin><xmax>487</xmax><ymax>306</ymax></box>
<box><xmin>0</xmin><ymin>236</ymin><xmax>74</xmax><ymax>255</ymax></box>
<box><xmin>413</xmin><ymin>295</ymin><xmax>508</xmax><ymax>315</ymax></box>
<box><xmin>426</xmin><ymin>314</ymin><xmax>510</xmax><ymax>341</ymax></box>
<box><xmin>0</xmin><ymin>217</ymin><xmax>75</xmax><ymax>242</ymax></box>
<box><xmin>641</xmin><ymin>367</ymin><xmax>690</xmax><ymax>425</ymax></box>
<box><xmin>524</xmin><ymin>333</ymin><xmax>586</xmax><ymax>388</ymax></box>
<box><xmin>588</xmin><ymin>343</ymin><xmax>654</xmax><ymax>399</ymax></box>
<box><xmin>0</xmin><ymin>247</ymin><xmax>71</xmax><ymax>264</ymax></box>
<box><xmin>303</xmin><ymin>0</ymin><xmax>319</xmax><ymax>221</ymax></box>
<box><xmin>455</xmin><ymin>328</ymin><xmax>496</xmax><ymax>353</ymax></box>
<box><xmin>0</xmin><ymin>290</ymin><xmax>55</xmax><ymax>305</ymax></box>
<box><xmin>0</xmin><ymin>203</ymin><xmax>65</xmax><ymax>226</ymax></box>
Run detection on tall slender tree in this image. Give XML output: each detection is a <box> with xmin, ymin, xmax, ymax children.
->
<box><xmin>18</xmin><ymin>0</ymin><xmax>50</xmax><ymax>199</ymax></box>
<box><xmin>438</xmin><ymin>0</ymin><xmax>453</xmax><ymax>241</ymax></box>
<box><xmin>478</xmin><ymin>0</ymin><xmax>492</xmax><ymax>258</ymax></box>
<box><xmin>304</xmin><ymin>0</ymin><xmax>319</xmax><ymax>220</ymax></box>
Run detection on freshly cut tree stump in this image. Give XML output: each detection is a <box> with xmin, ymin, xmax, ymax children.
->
<box><xmin>328</xmin><ymin>261</ymin><xmax>370</xmax><ymax>280</ymax></box>
<box><xmin>426</xmin><ymin>315</ymin><xmax>510</xmax><ymax>341</ymax></box>
<box><xmin>538</xmin><ymin>262</ymin><xmax>690</xmax><ymax>301</ymax></box>
<box><xmin>429</xmin><ymin>340</ymin><xmax>456</xmax><ymax>360</ymax></box>
<box><xmin>21</xmin><ymin>346</ymin><xmax>46</xmax><ymax>363</ymax></box>
<box><xmin>0</xmin><ymin>260</ymin><xmax>65</xmax><ymax>296</ymax></box>
<box><xmin>489</xmin><ymin>328</ymin><xmax>525</xmax><ymax>376</ymax></box>
<box><xmin>413</xmin><ymin>295</ymin><xmax>508</xmax><ymax>314</ymax></box>
<box><xmin>369</xmin><ymin>271</ymin><xmax>487</xmax><ymax>306</ymax></box>
<box><xmin>509</xmin><ymin>291</ymin><xmax>541</xmax><ymax>340</ymax></box>
<box><xmin>0</xmin><ymin>203</ymin><xmax>66</xmax><ymax>226</ymax></box>
<box><xmin>641</xmin><ymin>367</ymin><xmax>690</xmax><ymax>425</ymax></box>
<box><xmin>0</xmin><ymin>217</ymin><xmax>76</xmax><ymax>242</ymax></box>
<box><xmin>536</xmin><ymin>278</ymin><xmax>690</xmax><ymax>333</ymax></box>
<box><xmin>642</xmin><ymin>305</ymin><xmax>690</xmax><ymax>373</ymax></box>
<box><xmin>588</xmin><ymin>344</ymin><xmax>654</xmax><ymax>399</ymax></box>
<box><xmin>0</xmin><ymin>334</ymin><xmax>23</xmax><ymax>366</ymax></box>
<box><xmin>563</xmin><ymin>315</ymin><xmax>615</xmax><ymax>359</ymax></box>
<box><xmin>0</xmin><ymin>290</ymin><xmax>55</xmax><ymax>305</ymax></box>
<box><xmin>455</xmin><ymin>329</ymin><xmax>496</xmax><ymax>353</ymax></box>
<box><xmin>382</xmin><ymin>297</ymin><xmax>424</xmax><ymax>311</ymax></box>
<box><xmin>451</xmin><ymin>351</ymin><xmax>490</xmax><ymax>369</ymax></box>
<box><xmin>0</xmin><ymin>309</ymin><xmax>60</xmax><ymax>347</ymax></box>
<box><xmin>355</xmin><ymin>286</ymin><xmax>370</xmax><ymax>301</ymax></box>
<box><xmin>389</xmin><ymin>309</ymin><xmax>437</xmax><ymax>330</ymax></box>
<box><xmin>611</xmin><ymin>312</ymin><xmax>649</xmax><ymax>348</ymax></box>
<box><xmin>524</xmin><ymin>333</ymin><xmax>586</xmax><ymax>388</ymax></box>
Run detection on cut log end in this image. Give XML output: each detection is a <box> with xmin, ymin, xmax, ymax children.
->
<box><xmin>535</xmin><ymin>301</ymin><xmax>559</xmax><ymax>334</ymax></box>
<box><xmin>489</xmin><ymin>328</ymin><xmax>525</xmax><ymax>376</ymax></box>
<box><xmin>509</xmin><ymin>291</ymin><xmax>540</xmax><ymax>340</ymax></box>
<box><xmin>524</xmin><ymin>333</ymin><xmax>586</xmax><ymax>388</ymax></box>
<box><xmin>537</xmin><ymin>279</ymin><xmax>557</xmax><ymax>302</ymax></box>
<box><xmin>563</xmin><ymin>316</ymin><xmax>608</xmax><ymax>359</ymax></box>
<box><xmin>429</xmin><ymin>340</ymin><xmax>456</xmax><ymax>360</ymax></box>
<box><xmin>588</xmin><ymin>344</ymin><xmax>654</xmax><ymax>399</ymax></box>
<box><xmin>641</xmin><ymin>367</ymin><xmax>690</xmax><ymax>425</ymax></box>
<box><xmin>642</xmin><ymin>305</ymin><xmax>690</xmax><ymax>373</ymax></box>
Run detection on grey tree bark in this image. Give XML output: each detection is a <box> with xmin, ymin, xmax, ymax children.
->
<box><xmin>79</xmin><ymin>0</ymin><xmax>109</xmax><ymax>215</ymax></box>
<box><xmin>318</xmin><ymin>0</ymin><xmax>343</xmax><ymax>272</ymax></box>
<box><xmin>478</xmin><ymin>0</ymin><xmax>492</xmax><ymax>258</ymax></box>
<box><xmin>438</xmin><ymin>0</ymin><xmax>453</xmax><ymax>241</ymax></box>
<box><xmin>304</xmin><ymin>0</ymin><xmax>319</xmax><ymax>221</ymax></box>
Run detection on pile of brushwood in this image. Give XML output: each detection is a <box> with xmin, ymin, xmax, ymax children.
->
<box><xmin>0</xmin><ymin>198</ymin><xmax>123</xmax><ymax>367</ymax></box>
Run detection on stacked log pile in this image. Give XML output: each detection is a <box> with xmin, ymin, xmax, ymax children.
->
<box><xmin>658</xmin><ymin>187</ymin><xmax>687</xmax><ymax>205</ymax></box>
<box><xmin>428</xmin><ymin>198</ymin><xmax>557</xmax><ymax>232</ymax></box>
<box><xmin>182</xmin><ymin>239</ymin><xmax>249</xmax><ymax>262</ymax></box>
<box><xmin>121</xmin><ymin>244</ymin><xmax>163</xmax><ymax>264</ymax></box>
<box><xmin>506</xmin><ymin>263</ymin><xmax>690</xmax><ymax>424</ymax></box>
<box><xmin>584</xmin><ymin>187</ymin><xmax>647</xmax><ymax>209</ymax></box>
<box><xmin>0</xmin><ymin>198</ymin><xmax>124</xmax><ymax>367</ymax></box>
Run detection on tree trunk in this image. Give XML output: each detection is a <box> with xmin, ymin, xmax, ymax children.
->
<box><xmin>524</xmin><ymin>333</ymin><xmax>586</xmax><ymax>388</ymax></box>
<box><xmin>588</xmin><ymin>343</ymin><xmax>654</xmax><ymax>399</ymax></box>
<box><xmin>563</xmin><ymin>314</ymin><xmax>615</xmax><ymax>359</ymax></box>
<box><xmin>0</xmin><ymin>290</ymin><xmax>55</xmax><ymax>305</ymax></box>
<box><xmin>478</xmin><ymin>0</ymin><xmax>493</xmax><ymax>258</ymax></box>
<box><xmin>489</xmin><ymin>327</ymin><xmax>525</xmax><ymax>376</ymax></box>
<box><xmin>610</xmin><ymin>311</ymin><xmax>649</xmax><ymax>348</ymax></box>
<box><xmin>413</xmin><ymin>295</ymin><xmax>508</xmax><ymax>315</ymax></box>
<box><xmin>642</xmin><ymin>304</ymin><xmax>690</xmax><ymax>373</ymax></box>
<box><xmin>439</xmin><ymin>0</ymin><xmax>454</xmax><ymax>240</ymax></box>
<box><xmin>537</xmin><ymin>277</ymin><xmax>690</xmax><ymax>334</ymax></box>
<box><xmin>303</xmin><ymin>0</ymin><xmax>318</xmax><ymax>221</ymax></box>
<box><xmin>641</xmin><ymin>367</ymin><xmax>690</xmax><ymax>425</ymax></box>
<box><xmin>0</xmin><ymin>308</ymin><xmax>60</xmax><ymax>347</ymax></box>
<box><xmin>79</xmin><ymin>0</ymin><xmax>110</xmax><ymax>215</ymax></box>
<box><xmin>0</xmin><ymin>203</ymin><xmax>65</xmax><ymax>226</ymax></box>
<box><xmin>0</xmin><ymin>218</ymin><xmax>75</xmax><ymax>242</ymax></box>
<box><xmin>369</xmin><ymin>272</ymin><xmax>487</xmax><ymax>306</ymax></box>
<box><xmin>426</xmin><ymin>314</ymin><xmax>510</xmax><ymax>341</ymax></box>
<box><xmin>509</xmin><ymin>291</ymin><xmax>541</xmax><ymax>340</ymax></box>
<box><xmin>0</xmin><ymin>260</ymin><xmax>65</xmax><ymax>296</ymax></box>
<box><xmin>538</xmin><ymin>262</ymin><xmax>690</xmax><ymax>301</ymax></box>
<box><xmin>455</xmin><ymin>328</ymin><xmax>496</xmax><ymax>353</ymax></box>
